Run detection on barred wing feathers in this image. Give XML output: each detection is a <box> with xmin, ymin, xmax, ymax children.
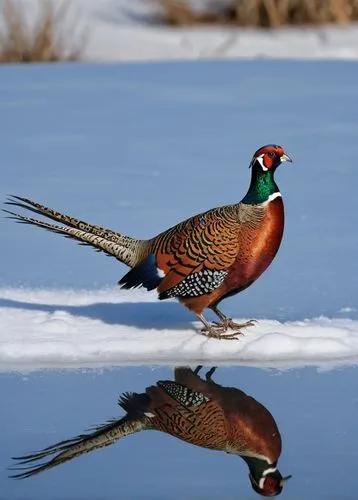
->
<box><xmin>151</xmin><ymin>205</ymin><xmax>262</xmax><ymax>299</ymax></box>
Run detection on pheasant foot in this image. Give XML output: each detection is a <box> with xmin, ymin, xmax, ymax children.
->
<box><xmin>200</xmin><ymin>325</ymin><xmax>241</xmax><ymax>340</ymax></box>
<box><xmin>196</xmin><ymin>313</ymin><xmax>241</xmax><ymax>340</ymax></box>
<box><xmin>210</xmin><ymin>305</ymin><xmax>256</xmax><ymax>332</ymax></box>
<box><xmin>214</xmin><ymin>318</ymin><xmax>257</xmax><ymax>331</ymax></box>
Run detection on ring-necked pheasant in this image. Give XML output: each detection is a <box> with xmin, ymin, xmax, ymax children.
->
<box><xmin>4</xmin><ymin>144</ymin><xmax>292</xmax><ymax>339</ymax></box>
<box><xmin>9</xmin><ymin>366</ymin><xmax>291</xmax><ymax>496</ymax></box>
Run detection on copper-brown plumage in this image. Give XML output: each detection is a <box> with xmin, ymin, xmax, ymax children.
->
<box><xmin>3</xmin><ymin>144</ymin><xmax>292</xmax><ymax>339</ymax></box>
<box><xmin>9</xmin><ymin>366</ymin><xmax>291</xmax><ymax>496</ymax></box>
<box><xmin>171</xmin><ymin>367</ymin><xmax>281</xmax><ymax>461</ymax></box>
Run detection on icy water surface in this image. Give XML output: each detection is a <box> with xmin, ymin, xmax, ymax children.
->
<box><xmin>1</xmin><ymin>365</ymin><xmax>357</xmax><ymax>500</ymax></box>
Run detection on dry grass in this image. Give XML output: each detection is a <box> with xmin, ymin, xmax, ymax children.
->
<box><xmin>156</xmin><ymin>0</ymin><xmax>358</xmax><ymax>27</ymax></box>
<box><xmin>0</xmin><ymin>0</ymin><xmax>87</xmax><ymax>63</ymax></box>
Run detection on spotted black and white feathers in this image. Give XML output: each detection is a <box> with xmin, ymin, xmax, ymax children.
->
<box><xmin>157</xmin><ymin>381</ymin><xmax>210</xmax><ymax>407</ymax></box>
<box><xmin>159</xmin><ymin>269</ymin><xmax>228</xmax><ymax>299</ymax></box>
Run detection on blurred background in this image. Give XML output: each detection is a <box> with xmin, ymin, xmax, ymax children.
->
<box><xmin>1</xmin><ymin>0</ymin><xmax>358</xmax><ymax>64</ymax></box>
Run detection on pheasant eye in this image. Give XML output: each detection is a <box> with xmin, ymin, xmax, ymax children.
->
<box><xmin>267</xmin><ymin>152</ymin><xmax>274</xmax><ymax>157</ymax></box>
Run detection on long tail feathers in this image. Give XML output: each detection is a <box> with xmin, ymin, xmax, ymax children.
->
<box><xmin>9</xmin><ymin>416</ymin><xmax>146</xmax><ymax>479</ymax></box>
<box><xmin>5</xmin><ymin>196</ymin><xmax>121</xmax><ymax>240</ymax></box>
<box><xmin>3</xmin><ymin>196</ymin><xmax>145</xmax><ymax>267</ymax></box>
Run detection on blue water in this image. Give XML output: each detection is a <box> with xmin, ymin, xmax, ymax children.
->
<box><xmin>1</xmin><ymin>365</ymin><xmax>357</xmax><ymax>499</ymax></box>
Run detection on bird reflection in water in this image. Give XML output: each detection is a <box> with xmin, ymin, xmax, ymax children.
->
<box><xmin>10</xmin><ymin>366</ymin><xmax>291</xmax><ymax>496</ymax></box>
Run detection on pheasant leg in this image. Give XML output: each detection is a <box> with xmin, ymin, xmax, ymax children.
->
<box><xmin>193</xmin><ymin>366</ymin><xmax>217</xmax><ymax>380</ymax></box>
<box><xmin>210</xmin><ymin>306</ymin><xmax>256</xmax><ymax>333</ymax></box>
<box><xmin>196</xmin><ymin>314</ymin><xmax>241</xmax><ymax>340</ymax></box>
<box><xmin>206</xmin><ymin>367</ymin><xmax>217</xmax><ymax>381</ymax></box>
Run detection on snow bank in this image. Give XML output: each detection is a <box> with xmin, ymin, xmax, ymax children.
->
<box><xmin>81</xmin><ymin>1</ymin><xmax>358</xmax><ymax>62</ymax></box>
<box><xmin>1</xmin><ymin>288</ymin><xmax>357</xmax><ymax>371</ymax></box>
<box><xmin>2</xmin><ymin>0</ymin><xmax>358</xmax><ymax>61</ymax></box>
<box><xmin>86</xmin><ymin>25</ymin><xmax>358</xmax><ymax>62</ymax></box>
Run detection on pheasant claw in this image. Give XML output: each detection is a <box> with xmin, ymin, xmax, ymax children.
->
<box><xmin>200</xmin><ymin>326</ymin><xmax>241</xmax><ymax>340</ymax></box>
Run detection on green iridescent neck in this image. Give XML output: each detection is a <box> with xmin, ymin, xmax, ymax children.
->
<box><xmin>243</xmin><ymin>456</ymin><xmax>273</xmax><ymax>481</ymax></box>
<box><xmin>242</xmin><ymin>167</ymin><xmax>280</xmax><ymax>205</ymax></box>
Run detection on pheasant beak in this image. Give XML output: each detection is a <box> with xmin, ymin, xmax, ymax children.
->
<box><xmin>280</xmin><ymin>474</ymin><xmax>292</xmax><ymax>486</ymax></box>
<box><xmin>280</xmin><ymin>153</ymin><xmax>292</xmax><ymax>163</ymax></box>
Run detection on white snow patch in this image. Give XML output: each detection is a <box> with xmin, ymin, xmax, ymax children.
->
<box><xmin>1</xmin><ymin>288</ymin><xmax>358</xmax><ymax>372</ymax></box>
<box><xmin>81</xmin><ymin>14</ymin><xmax>358</xmax><ymax>62</ymax></box>
<box><xmin>2</xmin><ymin>0</ymin><xmax>358</xmax><ymax>61</ymax></box>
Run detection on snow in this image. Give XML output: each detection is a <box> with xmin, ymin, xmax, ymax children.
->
<box><xmin>1</xmin><ymin>287</ymin><xmax>358</xmax><ymax>371</ymax></box>
<box><xmin>2</xmin><ymin>0</ymin><xmax>358</xmax><ymax>62</ymax></box>
<box><xmin>85</xmin><ymin>22</ymin><xmax>358</xmax><ymax>62</ymax></box>
<box><xmin>1</xmin><ymin>59</ymin><xmax>358</xmax><ymax>372</ymax></box>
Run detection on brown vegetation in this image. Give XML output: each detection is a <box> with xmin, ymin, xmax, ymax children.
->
<box><xmin>0</xmin><ymin>0</ymin><xmax>87</xmax><ymax>63</ymax></box>
<box><xmin>156</xmin><ymin>0</ymin><xmax>358</xmax><ymax>27</ymax></box>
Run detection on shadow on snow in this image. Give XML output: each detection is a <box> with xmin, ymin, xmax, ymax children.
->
<box><xmin>0</xmin><ymin>298</ymin><xmax>201</xmax><ymax>330</ymax></box>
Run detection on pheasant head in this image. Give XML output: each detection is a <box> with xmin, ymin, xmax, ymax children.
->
<box><xmin>248</xmin><ymin>464</ymin><xmax>292</xmax><ymax>497</ymax></box>
<box><xmin>242</xmin><ymin>144</ymin><xmax>292</xmax><ymax>205</ymax></box>
<box><xmin>250</xmin><ymin>144</ymin><xmax>292</xmax><ymax>172</ymax></box>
